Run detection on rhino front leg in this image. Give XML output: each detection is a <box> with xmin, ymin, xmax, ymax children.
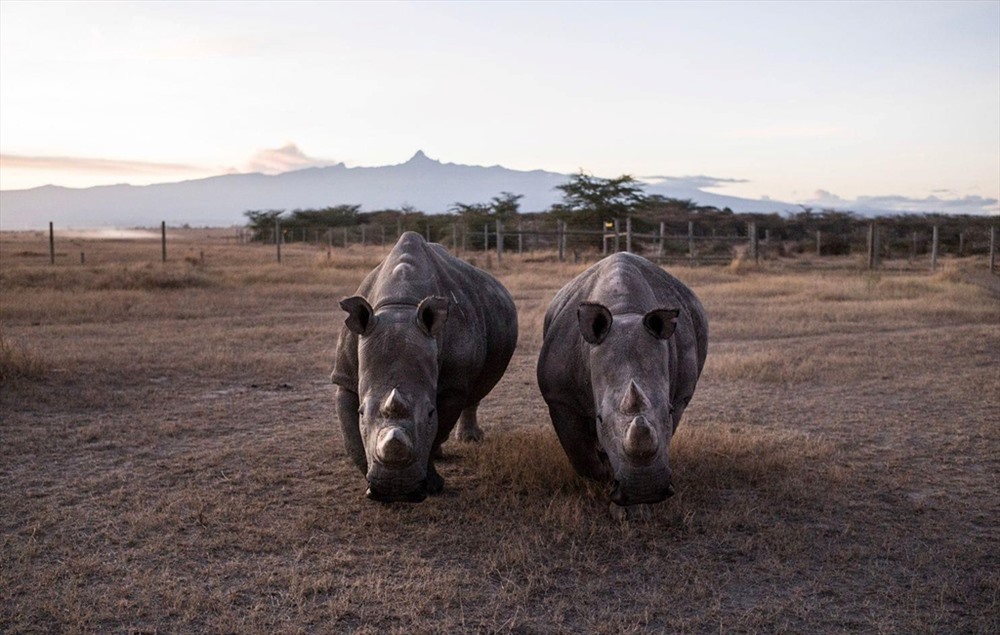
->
<box><xmin>336</xmin><ymin>386</ymin><xmax>367</xmax><ymax>474</ymax></box>
<box><xmin>546</xmin><ymin>401</ymin><xmax>612</xmax><ymax>483</ymax></box>
<box><xmin>455</xmin><ymin>402</ymin><xmax>484</xmax><ymax>443</ymax></box>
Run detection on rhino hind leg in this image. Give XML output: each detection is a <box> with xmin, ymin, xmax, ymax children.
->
<box><xmin>336</xmin><ymin>386</ymin><xmax>368</xmax><ymax>474</ymax></box>
<box><xmin>455</xmin><ymin>403</ymin><xmax>484</xmax><ymax>443</ymax></box>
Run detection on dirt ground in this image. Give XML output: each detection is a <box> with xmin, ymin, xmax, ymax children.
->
<box><xmin>1</xmin><ymin>230</ymin><xmax>997</xmax><ymax>634</ymax></box>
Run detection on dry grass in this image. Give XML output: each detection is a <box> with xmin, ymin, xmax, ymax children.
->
<box><xmin>1</xmin><ymin>229</ymin><xmax>998</xmax><ymax>634</ymax></box>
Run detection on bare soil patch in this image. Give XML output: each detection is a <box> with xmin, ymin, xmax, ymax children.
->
<box><xmin>1</xmin><ymin>230</ymin><xmax>997</xmax><ymax>633</ymax></box>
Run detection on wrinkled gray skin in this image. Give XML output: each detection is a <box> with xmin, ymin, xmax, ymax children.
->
<box><xmin>537</xmin><ymin>252</ymin><xmax>707</xmax><ymax>507</ymax></box>
<box><xmin>332</xmin><ymin>232</ymin><xmax>517</xmax><ymax>503</ymax></box>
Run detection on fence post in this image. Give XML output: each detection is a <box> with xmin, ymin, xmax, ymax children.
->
<box><xmin>688</xmin><ymin>220</ymin><xmax>695</xmax><ymax>261</ymax></box>
<box><xmin>626</xmin><ymin>215</ymin><xmax>633</xmax><ymax>253</ymax></box>
<box><xmin>867</xmin><ymin>222</ymin><xmax>876</xmax><ymax>270</ymax></box>
<box><xmin>658</xmin><ymin>222</ymin><xmax>665</xmax><ymax>259</ymax></box>
<box><xmin>275</xmin><ymin>219</ymin><xmax>282</xmax><ymax>263</ymax></box>
<box><xmin>49</xmin><ymin>221</ymin><xmax>55</xmax><ymax>265</ymax></box>
<box><xmin>558</xmin><ymin>221</ymin><xmax>565</xmax><ymax>262</ymax></box>
<box><xmin>496</xmin><ymin>219</ymin><xmax>503</xmax><ymax>266</ymax></box>
<box><xmin>518</xmin><ymin>221</ymin><xmax>523</xmax><ymax>255</ymax></box>
<box><xmin>613</xmin><ymin>219</ymin><xmax>620</xmax><ymax>253</ymax></box>
<box><xmin>451</xmin><ymin>223</ymin><xmax>457</xmax><ymax>252</ymax></box>
<box><xmin>989</xmin><ymin>226</ymin><xmax>996</xmax><ymax>274</ymax></box>
<box><xmin>958</xmin><ymin>231</ymin><xmax>965</xmax><ymax>257</ymax></box>
<box><xmin>816</xmin><ymin>230</ymin><xmax>822</xmax><ymax>256</ymax></box>
<box><xmin>748</xmin><ymin>222</ymin><xmax>759</xmax><ymax>264</ymax></box>
<box><xmin>931</xmin><ymin>225</ymin><xmax>939</xmax><ymax>271</ymax></box>
<box><xmin>910</xmin><ymin>231</ymin><xmax>917</xmax><ymax>264</ymax></box>
<box><xmin>161</xmin><ymin>221</ymin><xmax>167</xmax><ymax>263</ymax></box>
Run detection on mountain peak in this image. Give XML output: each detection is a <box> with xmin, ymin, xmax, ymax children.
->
<box><xmin>406</xmin><ymin>150</ymin><xmax>437</xmax><ymax>164</ymax></box>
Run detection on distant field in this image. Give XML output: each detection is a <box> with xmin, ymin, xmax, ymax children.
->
<box><xmin>1</xmin><ymin>229</ymin><xmax>997</xmax><ymax>634</ymax></box>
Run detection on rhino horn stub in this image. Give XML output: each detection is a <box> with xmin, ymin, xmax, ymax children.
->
<box><xmin>375</xmin><ymin>426</ymin><xmax>415</xmax><ymax>466</ymax></box>
<box><xmin>380</xmin><ymin>388</ymin><xmax>411</xmax><ymax>419</ymax></box>
<box><xmin>619</xmin><ymin>380</ymin><xmax>649</xmax><ymax>416</ymax></box>
<box><xmin>623</xmin><ymin>415</ymin><xmax>659</xmax><ymax>461</ymax></box>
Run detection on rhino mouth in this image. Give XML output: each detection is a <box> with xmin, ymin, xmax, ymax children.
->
<box><xmin>609</xmin><ymin>479</ymin><xmax>675</xmax><ymax>506</ymax></box>
<box><xmin>365</xmin><ymin>478</ymin><xmax>429</xmax><ymax>503</ymax></box>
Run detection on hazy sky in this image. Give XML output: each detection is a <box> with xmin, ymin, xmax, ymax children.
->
<box><xmin>1</xmin><ymin>1</ymin><xmax>998</xmax><ymax>214</ymax></box>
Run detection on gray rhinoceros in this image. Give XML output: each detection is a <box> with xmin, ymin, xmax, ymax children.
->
<box><xmin>332</xmin><ymin>232</ymin><xmax>518</xmax><ymax>502</ymax></box>
<box><xmin>537</xmin><ymin>252</ymin><xmax>707</xmax><ymax>506</ymax></box>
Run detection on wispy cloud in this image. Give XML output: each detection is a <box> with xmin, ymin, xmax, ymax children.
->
<box><xmin>641</xmin><ymin>175</ymin><xmax>750</xmax><ymax>189</ymax></box>
<box><xmin>805</xmin><ymin>190</ymin><xmax>999</xmax><ymax>215</ymax></box>
<box><xmin>243</xmin><ymin>144</ymin><xmax>339</xmax><ymax>174</ymax></box>
<box><xmin>0</xmin><ymin>154</ymin><xmax>204</xmax><ymax>175</ymax></box>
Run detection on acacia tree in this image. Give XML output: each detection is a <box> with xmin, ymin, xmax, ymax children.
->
<box><xmin>553</xmin><ymin>171</ymin><xmax>648</xmax><ymax>228</ymax></box>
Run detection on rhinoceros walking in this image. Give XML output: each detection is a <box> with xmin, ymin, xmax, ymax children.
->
<box><xmin>332</xmin><ymin>232</ymin><xmax>517</xmax><ymax>502</ymax></box>
<box><xmin>537</xmin><ymin>252</ymin><xmax>707</xmax><ymax>506</ymax></box>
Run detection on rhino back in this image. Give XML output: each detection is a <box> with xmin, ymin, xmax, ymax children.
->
<box><xmin>332</xmin><ymin>232</ymin><xmax>517</xmax><ymax>402</ymax></box>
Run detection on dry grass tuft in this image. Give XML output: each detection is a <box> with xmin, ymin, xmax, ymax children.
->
<box><xmin>0</xmin><ymin>332</ymin><xmax>48</xmax><ymax>384</ymax></box>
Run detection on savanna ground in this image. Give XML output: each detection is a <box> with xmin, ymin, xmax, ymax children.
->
<box><xmin>1</xmin><ymin>228</ymin><xmax>997</xmax><ymax>634</ymax></box>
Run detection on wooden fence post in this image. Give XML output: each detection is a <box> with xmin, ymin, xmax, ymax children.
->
<box><xmin>161</xmin><ymin>221</ymin><xmax>167</xmax><ymax>263</ymax></box>
<box><xmin>658</xmin><ymin>222</ymin><xmax>665</xmax><ymax>259</ymax></box>
<box><xmin>613</xmin><ymin>219</ymin><xmax>620</xmax><ymax>253</ymax></box>
<box><xmin>275</xmin><ymin>219</ymin><xmax>282</xmax><ymax>263</ymax></box>
<box><xmin>867</xmin><ymin>222</ymin><xmax>876</xmax><ymax>270</ymax></box>
<box><xmin>816</xmin><ymin>230</ymin><xmax>822</xmax><ymax>256</ymax></box>
<box><xmin>558</xmin><ymin>221</ymin><xmax>565</xmax><ymax>262</ymax></box>
<box><xmin>989</xmin><ymin>226</ymin><xmax>996</xmax><ymax>274</ymax></box>
<box><xmin>496</xmin><ymin>219</ymin><xmax>503</xmax><ymax>266</ymax></box>
<box><xmin>688</xmin><ymin>220</ymin><xmax>695</xmax><ymax>261</ymax></box>
<box><xmin>626</xmin><ymin>215</ymin><xmax>633</xmax><ymax>253</ymax></box>
<box><xmin>49</xmin><ymin>222</ymin><xmax>55</xmax><ymax>265</ymax></box>
<box><xmin>748</xmin><ymin>222</ymin><xmax>759</xmax><ymax>264</ymax></box>
<box><xmin>483</xmin><ymin>224</ymin><xmax>489</xmax><ymax>254</ymax></box>
<box><xmin>931</xmin><ymin>225</ymin><xmax>939</xmax><ymax>271</ymax></box>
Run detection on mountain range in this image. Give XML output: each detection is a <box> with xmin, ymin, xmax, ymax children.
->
<box><xmin>0</xmin><ymin>151</ymin><xmax>803</xmax><ymax>230</ymax></box>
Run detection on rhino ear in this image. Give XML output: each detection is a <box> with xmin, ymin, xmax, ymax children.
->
<box><xmin>578</xmin><ymin>302</ymin><xmax>613</xmax><ymax>345</ymax></box>
<box><xmin>340</xmin><ymin>296</ymin><xmax>376</xmax><ymax>336</ymax></box>
<box><xmin>643</xmin><ymin>308</ymin><xmax>679</xmax><ymax>340</ymax></box>
<box><xmin>416</xmin><ymin>296</ymin><xmax>449</xmax><ymax>337</ymax></box>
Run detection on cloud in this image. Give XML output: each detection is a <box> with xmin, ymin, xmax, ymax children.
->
<box><xmin>804</xmin><ymin>190</ymin><xmax>999</xmax><ymax>215</ymax></box>
<box><xmin>243</xmin><ymin>144</ymin><xmax>339</xmax><ymax>174</ymax></box>
<box><xmin>0</xmin><ymin>153</ymin><xmax>203</xmax><ymax>175</ymax></box>
<box><xmin>641</xmin><ymin>175</ymin><xmax>750</xmax><ymax>189</ymax></box>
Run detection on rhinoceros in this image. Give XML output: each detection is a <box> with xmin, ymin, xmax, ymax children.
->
<box><xmin>537</xmin><ymin>252</ymin><xmax>707</xmax><ymax>507</ymax></box>
<box><xmin>332</xmin><ymin>232</ymin><xmax>518</xmax><ymax>502</ymax></box>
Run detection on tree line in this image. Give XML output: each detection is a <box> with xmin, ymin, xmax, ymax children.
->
<box><xmin>244</xmin><ymin>172</ymin><xmax>997</xmax><ymax>258</ymax></box>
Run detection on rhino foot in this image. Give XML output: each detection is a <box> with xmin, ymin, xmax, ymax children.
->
<box><xmin>455</xmin><ymin>406</ymin><xmax>485</xmax><ymax>443</ymax></box>
<box><xmin>455</xmin><ymin>425</ymin><xmax>484</xmax><ymax>443</ymax></box>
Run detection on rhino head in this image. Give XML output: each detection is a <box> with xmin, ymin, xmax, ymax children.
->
<box><xmin>340</xmin><ymin>294</ymin><xmax>449</xmax><ymax>503</ymax></box>
<box><xmin>578</xmin><ymin>302</ymin><xmax>680</xmax><ymax>506</ymax></box>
